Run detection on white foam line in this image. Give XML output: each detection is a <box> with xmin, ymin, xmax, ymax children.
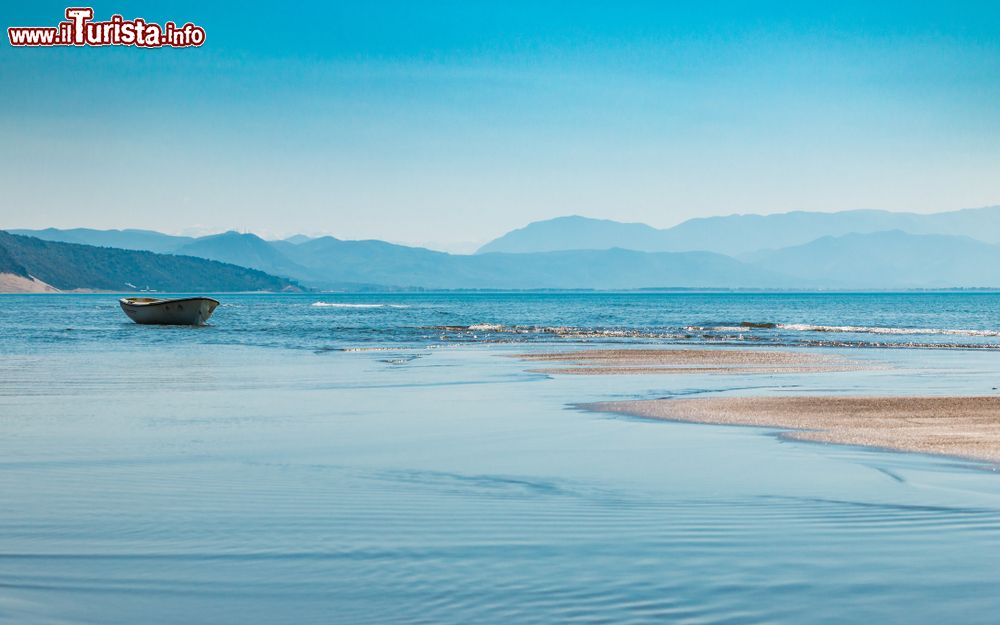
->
<box><xmin>311</xmin><ymin>302</ymin><xmax>409</xmax><ymax>309</ymax></box>
<box><xmin>779</xmin><ymin>323</ymin><xmax>1000</xmax><ymax>337</ymax></box>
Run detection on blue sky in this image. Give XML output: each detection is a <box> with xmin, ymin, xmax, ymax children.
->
<box><xmin>2</xmin><ymin>1</ymin><xmax>999</xmax><ymax>251</ymax></box>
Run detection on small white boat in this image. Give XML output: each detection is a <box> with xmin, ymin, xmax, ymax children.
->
<box><xmin>119</xmin><ymin>297</ymin><xmax>219</xmax><ymax>325</ymax></box>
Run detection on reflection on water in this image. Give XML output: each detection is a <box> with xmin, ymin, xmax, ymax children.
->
<box><xmin>1</xmin><ymin>295</ymin><xmax>1000</xmax><ymax>624</ymax></box>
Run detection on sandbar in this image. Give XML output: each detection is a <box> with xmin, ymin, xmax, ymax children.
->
<box><xmin>517</xmin><ymin>348</ymin><xmax>860</xmax><ymax>375</ymax></box>
<box><xmin>586</xmin><ymin>395</ymin><xmax>1000</xmax><ymax>463</ymax></box>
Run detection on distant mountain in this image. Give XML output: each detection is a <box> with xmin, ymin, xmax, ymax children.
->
<box><xmin>281</xmin><ymin>237</ymin><xmax>794</xmax><ymax>290</ymax></box>
<box><xmin>12</xmin><ymin>227</ymin><xmax>323</xmax><ymax>253</ymax></box>
<box><xmin>747</xmin><ymin>230</ymin><xmax>1000</xmax><ymax>288</ymax></box>
<box><xmin>282</xmin><ymin>236</ymin><xmax>454</xmax><ymax>287</ymax></box>
<box><xmin>477</xmin><ymin>216</ymin><xmax>668</xmax><ymax>255</ymax></box>
<box><xmin>477</xmin><ymin>206</ymin><xmax>1000</xmax><ymax>256</ymax></box>
<box><xmin>463</xmin><ymin>248</ymin><xmax>792</xmax><ymax>290</ymax></box>
<box><xmin>9</xmin><ymin>228</ymin><xmax>194</xmax><ymax>254</ymax></box>
<box><xmin>667</xmin><ymin>207</ymin><xmax>1000</xmax><ymax>256</ymax></box>
<box><xmin>174</xmin><ymin>231</ymin><xmax>316</xmax><ymax>280</ymax></box>
<box><xmin>13</xmin><ymin>215</ymin><xmax>1000</xmax><ymax>290</ymax></box>
<box><xmin>0</xmin><ymin>231</ymin><xmax>300</xmax><ymax>293</ymax></box>
<box><xmin>8</xmin><ymin>228</ymin><xmax>793</xmax><ymax>289</ymax></box>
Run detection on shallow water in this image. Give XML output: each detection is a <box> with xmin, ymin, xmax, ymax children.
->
<box><xmin>2</xmin><ymin>293</ymin><xmax>1000</xmax><ymax>624</ymax></box>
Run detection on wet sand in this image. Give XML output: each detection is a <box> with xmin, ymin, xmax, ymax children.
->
<box><xmin>517</xmin><ymin>348</ymin><xmax>860</xmax><ymax>375</ymax></box>
<box><xmin>587</xmin><ymin>396</ymin><xmax>1000</xmax><ymax>463</ymax></box>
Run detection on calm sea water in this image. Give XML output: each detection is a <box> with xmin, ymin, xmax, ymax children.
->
<box><xmin>5</xmin><ymin>291</ymin><xmax>1000</xmax><ymax>353</ymax></box>
<box><xmin>2</xmin><ymin>293</ymin><xmax>1000</xmax><ymax>624</ymax></box>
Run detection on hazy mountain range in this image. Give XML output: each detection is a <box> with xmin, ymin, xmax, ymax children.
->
<box><xmin>7</xmin><ymin>228</ymin><xmax>793</xmax><ymax>290</ymax></box>
<box><xmin>478</xmin><ymin>206</ymin><xmax>1000</xmax><ymax>256</ymax></box>
<box><xmin>746</xmin><ymin>230</ymin><xmax>1000</xmax><ymax>289</ymax></box>
<box><xmin>7</xmin><ymin>205</ymin><xmax>1000</xmax><ymax>291</ymax></box>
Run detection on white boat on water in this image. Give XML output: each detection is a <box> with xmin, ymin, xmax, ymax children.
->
<box><xmin>119</xmin><ymin>297</ymin><xmax>220</xmax><ymax>326</ymax></box>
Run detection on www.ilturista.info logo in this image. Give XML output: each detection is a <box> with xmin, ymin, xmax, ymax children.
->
<box><xmin>8</xmin><ymin>7</ymin><xmax>205</xmax><ymax>48</ymax></box>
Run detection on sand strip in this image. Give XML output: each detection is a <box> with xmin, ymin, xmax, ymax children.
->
<box><xmin>517</xmin><ymin>348</ymin><xmax>861</xmax><ymax>375</ymax></box>
<box><xmin>0</xmin><ymin>272</ymin><xmax>59</xmax><ymax>293</ymax></box>
<box><xmin>586</xmin><ymin>396</ymin><xmax>1000</xmax><ymax>463</ymax></box>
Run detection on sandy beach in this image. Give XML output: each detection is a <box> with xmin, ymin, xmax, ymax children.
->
<box><xmin>587</xmin><ymin>396</ymin><xmax>1000</xmax><ymax>463</ymax></box>
<box><xmin>0</xmin><ymin>272</ymin><xmax>58</xmax><ymax>293</ymax></box>
<box><xmin>518</xmin><ymin>348</ymin><xmax>1000</xmax><ymax>463</ymax></box>
<box><xmin>517</xmin><ymin>348</ymin><xmax>861</xmax><ymax>375</ymax></box>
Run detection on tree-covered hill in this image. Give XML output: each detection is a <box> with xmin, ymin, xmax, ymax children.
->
<box><xmin>0</xmin><ymin>231</ymin><xmax>301</xmax><ymax>292</ymax></box>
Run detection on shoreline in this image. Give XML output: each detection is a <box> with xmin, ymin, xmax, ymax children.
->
<box><xmin>584</xmin><ymin>396</ymin><xmax>1000</xmax><ymax>464</ymax></box>
<box><xmin>0</xmin><ymin>272</ymin><xmax>59</xmax><ymax>293</ymax></box>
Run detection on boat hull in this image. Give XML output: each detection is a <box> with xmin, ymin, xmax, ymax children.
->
<box><xmin>119</xmin><ymin>297</ymin><xmax>219</xmax><ymax>325</ymax></box>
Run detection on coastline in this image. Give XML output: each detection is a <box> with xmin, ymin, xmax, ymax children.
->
<box><xmin>0</xmin><ymin>272</ymin><xmax>58</xmax><ymax>293</ymax></box>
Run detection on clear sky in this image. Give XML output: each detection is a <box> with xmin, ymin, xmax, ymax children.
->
<box><xmin>2</xmin><ymin>1</ymin><xmax>999</xmax><ymax>251</ymax></box>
